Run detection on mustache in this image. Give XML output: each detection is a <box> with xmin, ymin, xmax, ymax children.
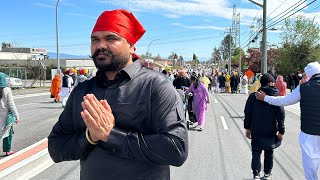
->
<box><xmin>90</xmin><ymin>49</ymin><xmax>113</xmax><ymax>59</ymax></box>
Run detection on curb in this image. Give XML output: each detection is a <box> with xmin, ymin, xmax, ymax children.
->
<box><xmin>0</xmin><ymin>138</ymin><xmax>54</xmax><ymax>180</ymax></box>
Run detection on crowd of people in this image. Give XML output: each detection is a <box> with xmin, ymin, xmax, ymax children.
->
<box><xmin>50</xmin><ymin>68</ymin><xmax>90</xmax><ymax>107</ymax></box>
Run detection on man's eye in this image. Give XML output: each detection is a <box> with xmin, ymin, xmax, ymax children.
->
<box><xmin>91</xmin><ymin>39</ymin><xmax>98</xmax><ymax>42</ymax></box>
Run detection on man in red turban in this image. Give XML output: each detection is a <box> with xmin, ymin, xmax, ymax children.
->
<box><xmin>49</xmin><ymin>9</ymin><xmax>188</xmax><ymax>180</ymax></box>
<box><xmin>90</xmin><ymin>9</ymin><xmax>145</xmax><ymax>72</ymax></box>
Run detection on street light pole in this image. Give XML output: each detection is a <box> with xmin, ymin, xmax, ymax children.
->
<box><xmin>262</xmin><ymin>0</ymin><xmax>267</xmax><ymax>74</ymax></box>
<box><xmin>147</xmin><ymin>39</ymin><xmax>160</xmax><ymax>67</ymax></box>
<box><xmin>229</xmin><ymin>28</ymin><xmax>232</xmax><ymax>75</ymax></box>
<box><xmin>248</xmin><ymin>0</ymin><xmax>267</xmax><ymax>74</ymax></box>
<box><xmin>56</xmin><ymin>0</ymin><xmax>60</xmax><ymax>74</ymax></box>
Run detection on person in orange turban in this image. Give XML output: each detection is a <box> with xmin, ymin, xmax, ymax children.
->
<box><xmin>50</xmin><ymin>74</ymin><xmax>61</xmax><ymax>102</ymax></box>
<box><xmin>48</xmin><ymin>9</ymin><xmax>188</xmax><ymax>180</ymax></box>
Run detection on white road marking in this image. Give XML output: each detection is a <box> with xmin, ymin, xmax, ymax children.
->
<box><xmin>220</xmin><ymin>116</ymin><xmax>228</xmax><ymax>130</ymax></box>
<box><xmin>0</xmin><ymin>148</ymin><xmax>52</xmax><ymax>179</ymax></box>
<box><xmin>18</xmin><ymin>103</ymin><xmax>38</xmax><ymax>107</ymax></box>
<box><xmin>13</xmin><ymin>92</ymin><xmax>50</xmax><ymax>99</ymax></box>
<box><xmin>15</xmin><ymin>149</ymin><xmax>54</xmax><ymax>180</ymax></box>
<box><xmin>214</xmin><ymin>99</ymin><xmax>218</xmax><ymax>104</ymax></box>
<box><xmin>0</xmin><ymin>138</ymin><xmax>48</xmax><ymax>165</ymax></box>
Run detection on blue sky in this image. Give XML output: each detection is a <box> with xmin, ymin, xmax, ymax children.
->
<box><xmin>1</xmin><ymin>0</ymin><xmax>320</xmax><ymax>61</ymax></box>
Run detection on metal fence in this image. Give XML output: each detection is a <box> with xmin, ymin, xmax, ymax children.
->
<box><xmin>0</xmin><ymin>67</ymin><xmax>27</xmax><ymax>80</ymax></box>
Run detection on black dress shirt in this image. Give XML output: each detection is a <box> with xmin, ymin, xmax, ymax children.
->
<box><xmin>48</xmin><ymin>60</ymin><xmax>189</xmax><ymax>180</ymax></box>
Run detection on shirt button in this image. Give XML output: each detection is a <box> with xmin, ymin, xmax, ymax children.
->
<box><xmin>112</xmin><ymin>148</ymin><xmax>116</xmax><ymax>152</ymax></box>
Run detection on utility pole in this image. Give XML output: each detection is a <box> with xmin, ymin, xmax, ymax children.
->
<box><xmin>229</xmin><ymin>28</ymin><xmax>232</xmax><ymax>75</ymax></box>
<box><xmin>231</xmin><ymin>4</ymin><xmax>241</xmax><ymax>74</ymax></box>
<box><xmin>147</xmin><ymin>39</ymin><xmax>160</xmax><ymax>68</ymax></box>
<box><xmin>248</xmin><ymin>0</ymin><xmax>267</xmax><ymax>74</ymax></box>
<box><xmin>56</xmin><ymin>0</ymin><xmax>60</xmax><ymax>74</ymax></box>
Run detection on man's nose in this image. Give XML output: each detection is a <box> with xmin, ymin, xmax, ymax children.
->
<box><xmin>96</xmin><ymin>39</ymin><xmax>108</xmax><ymax>49</ymax></box>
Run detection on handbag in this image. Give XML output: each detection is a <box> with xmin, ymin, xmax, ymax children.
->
<box><xmin>2</xmin><ymin>112</ymin><xmax>15</xmax><ymax>139</ymax></box>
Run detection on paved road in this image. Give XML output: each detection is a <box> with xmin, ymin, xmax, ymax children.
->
<box><xmin>0</xmin><ymin>89</ymin><xmax>62</xmax><ymax>159</ymax></box>
<box><xmin>30</xmin><ymin>92</ymin><xmax>318</xmax><ymax>180</ymax></box>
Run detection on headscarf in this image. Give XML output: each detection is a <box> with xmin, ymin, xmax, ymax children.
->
<box><xmin>274</xmin><ymin>75</ymin><xmax>286</xmax><ymax>96</ymax></box>
<box><xmin>92</xmin><ymin>9</ymin><xmax>146</xmax><ymax>60</ymax></box>
<box><xmin>304</xmin><ymin>61</ymin><xmax>320</xmax><ymax>78</ymax></box>
<box><xmin>0</xmin><ymin>72</ymin><xmax>7</xmax><ymax>88</ymax></box>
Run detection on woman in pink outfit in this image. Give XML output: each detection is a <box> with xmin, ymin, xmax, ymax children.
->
<box><xmin>274</xmin><ymin>75</ymin><xmax>287</xmax><ymax>96</ymax></box>
<box><xmin>185</xmin><ymin>76</ymin><xmax>210</xmax><ymax>131</ymax></box>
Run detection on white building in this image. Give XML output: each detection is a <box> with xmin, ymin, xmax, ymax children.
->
<box><xmin>0</xmin><ymin>43</ymin><xmax>47</xmax><ymax>60</ymax></box>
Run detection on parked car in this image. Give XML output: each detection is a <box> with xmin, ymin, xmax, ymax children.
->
<box><xmin>0</xmin><ymin>72</ymin><xmax>23</xmax><ymax>89</ymax></box>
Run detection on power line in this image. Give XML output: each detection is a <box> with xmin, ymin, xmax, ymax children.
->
<box><xmin>242</xmin><ymin>0</ymin><xmax>316</xmax><ymax>49</ymax></box>
<box><xmin>267</xmin><ymin>0</ymin><xmax>317</xmax><ymax>29</ymax></box>
<box><xmin>267</xmin><ymin>0</ymin><xmax>288</xmax><ymax>17</ymax></box>
<box><xmin>267</xmin><ymin>0</ymin><xmax>305</xmax><ymax>23</ymax></box>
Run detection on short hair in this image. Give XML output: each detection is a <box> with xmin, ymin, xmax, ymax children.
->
<box><xmin>161</xmin><ymin>70</ymin><xmax>168</xmax><ymax>75</ymax></box>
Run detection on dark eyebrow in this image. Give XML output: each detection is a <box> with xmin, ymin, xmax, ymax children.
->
<box><xmin>91</xmin><ymin>34</ymin><xmax>120</xmax><ymax>39</ymax></box>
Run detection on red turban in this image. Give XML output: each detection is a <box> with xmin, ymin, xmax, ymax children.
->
<box><xmin>65</xmin><ymin>69</ymin><xmax>71</xmax><ymax>75</ymax></box>
<box><xmin>92</xmin><ymin>9</ymin><xmax>145</xmax><ymax>46</ymax></box>
<box><xmin>79</xmin><ymin>69</ymin><xmax>85</xmax><ymax>75</ymax></box>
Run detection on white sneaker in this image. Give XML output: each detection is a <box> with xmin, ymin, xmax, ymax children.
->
<box><xmin>253</xmin><ymin>175</ymin><xmax>260</xmax><ymax>180</ymax></box>
<box><xmin>264</xmin><ymin>173</ymin><xmax>271</xmax><ymax>179</ymax></box>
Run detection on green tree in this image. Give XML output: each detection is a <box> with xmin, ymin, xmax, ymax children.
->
<box><xmin>221</xmin><ymin>34</ymin><xmax>234</xmax><ymax>61</ymax></box>
<box><xmin>192</xmin><ymin>53</ymin><xmax>199</xmax><ymax>65</ymax></box>
<box><xmin>277</xmin><ymin>16</ymin><xmax>320</xmax><ymax>76</ymax></box>
<box><xmin>231</xmin><ymin>47</ymin><xmax>245</xmax><ymax>70</ymax></box>
<box><xmin>178</xmin><ymin>55</ymin><xmax>184</xmax><ymax>66</ymax></box>
<box><xmin>211</xmin><ymin>47</ymin><xmax>221</xmax><ymax>64</ymax></box>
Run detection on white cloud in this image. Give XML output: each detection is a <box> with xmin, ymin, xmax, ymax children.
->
<box><xmin>171</xmin><ymin>23</ymin><xmax>183</xmax><ymax>26</ymax></box>
<box><xmin>96</xmin><ymin>0</ymin><xmax>320</xmax><ymax>26</ymax></box>
<box><xmin>33</xmin><ymin>2</ymin><xmax>55</xmax><ymax>9</ymax></box>
<box><xmin>171</xmin><ymin>22</ymin><xmax>225</xmax><ymax>30</ymax></box>
<box><xmin>164</xmin><ymin>14</ymin><xmax>180</xmax><ymax>19</ymax></box>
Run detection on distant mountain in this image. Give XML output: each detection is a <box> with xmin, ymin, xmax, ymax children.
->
<box><xmin>48</xmin><ymin>52</ymin><xmax>89</xmax><ymax>59</ymax></box>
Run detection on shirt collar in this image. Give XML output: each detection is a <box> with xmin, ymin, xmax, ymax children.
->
<box><xmin>95</xmin><ymin>59</ymin><xmax>142</xmax><ymax>87</ymax></box>
<box><xmin>121</xmin><ymin>59</ymin><xmax>142</xmax><ymax>79</ymax></box>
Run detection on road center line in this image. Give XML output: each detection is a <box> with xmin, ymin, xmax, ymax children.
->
<box><xmin>220</xmin><ymin>116</ymin><xmax>228</xmax><ymax>130</ymax></box>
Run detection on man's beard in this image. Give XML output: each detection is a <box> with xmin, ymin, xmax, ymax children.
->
<box><xmin>91</xmin><ymin>48</ymin><xmax>129</xmax><ymax>72</ymax></box>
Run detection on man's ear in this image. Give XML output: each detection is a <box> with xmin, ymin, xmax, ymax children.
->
<box><xmin>129</xmin><ymin>44</ymin><xmax>135</xmax><ymax>55</ymax></box>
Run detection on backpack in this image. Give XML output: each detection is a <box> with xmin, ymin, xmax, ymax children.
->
<box><xmin>62</xmin><ymin>75</ymin><xmax>69</xmax><ymax>87</ymax></box>
<box><xmin>242</xmin><ymin>78</ymin><xmax>247</xmax><ymax>85</ymax></box>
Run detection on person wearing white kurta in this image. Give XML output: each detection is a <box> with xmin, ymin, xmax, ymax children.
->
<box><xmin>0</xmin><ymin>72</ymin><xmax>20</xmax><ymax>155</ymax></box>
<box><xmin>241</xmin><ymin>75</ymin><xmax>249</xmax><ymax>94</ymax></box>
<box><xmin>256</xmin><ymin>62</ymin><xmax>320</xmax><ymax>180</ymax></box>
<box><xmin>60</xmin><ymin>74</ymin><xmax>73</xmax><ymax>107</ymax></box>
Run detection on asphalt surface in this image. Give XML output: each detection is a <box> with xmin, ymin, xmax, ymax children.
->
<box><xmin>0</xmin><ymin>88</ymin><xmax>62</xmax><ymax>159</ymax></box>
<box><xmin>28</xmin><ymin>91</ymin><xmax>318</xmax><ymax>180</ymax></box>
